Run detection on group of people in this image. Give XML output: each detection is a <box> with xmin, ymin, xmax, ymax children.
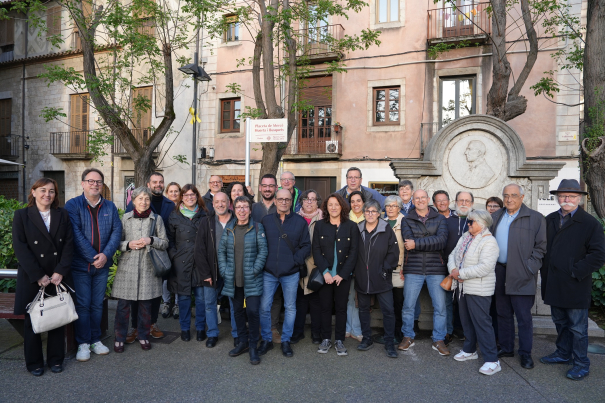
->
<box><xmin>12</xmin><ymin>165</ymin><xmax>605</xmax><ymax>381</ymax></box>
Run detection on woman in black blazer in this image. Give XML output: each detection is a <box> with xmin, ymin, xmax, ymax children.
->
<box><xmin>12</xmin><ymin>178</ymin><xmax>74</xmax><ymax>376</ymax></box>
<box><xmin>312</xmin><ymin>193</ymin><xmax>359</xmax><ymax>356</ymax></box>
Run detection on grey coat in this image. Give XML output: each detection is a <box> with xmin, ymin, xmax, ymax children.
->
<box><xmin>112</xmin><ymin>212</ymin><xmax>168</xmax><ymax>301</ymax></box>
<box><xmin>490</xmin><ymin>203</ymin><xmax>547</xmax><ymax>296</ymax></box>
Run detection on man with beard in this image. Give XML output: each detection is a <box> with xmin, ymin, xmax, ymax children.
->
<box><xmin>125</xmin><ymin>172</ymin><xmax>175</xmax><ymax>341</ymax></box>
<box><xmin>442</xmin><ymin>191</ymin><xmax>474</xmax><ymax>344</ymax></box>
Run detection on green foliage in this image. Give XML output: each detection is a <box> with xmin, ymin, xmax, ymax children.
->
<box><xmin>584</xmin><ymin>87</ymin><xmax>605</xmax><ymax>153</ymax></box>
<box><xmin>530</xmin><ymin>71</ymin><xmax>560</xmax><ymax>98</ymax></box>
<box><xmin>105</xmin><ymin>252</ymin><xmax>120</xmax><ymax>297</ymax></box>
<box><xmin>593</xmin><ymin>220</ymin><xmax>605</xmax><ymax>306</ymax></box>
<box><xmin>0</xmin><ymin>196</ymin><xmax>27</xmax><ymax>292</ymax></box>
<box><xmin>427</xmin><ymin>41</ymin><xmax>472</xmax><ymax>59</ymax></box>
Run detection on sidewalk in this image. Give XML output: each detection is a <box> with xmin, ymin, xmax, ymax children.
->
<box><xmin>1</xmin><ymin>304</ymin><xmax>605</xmax><ymax>403</ymax></box>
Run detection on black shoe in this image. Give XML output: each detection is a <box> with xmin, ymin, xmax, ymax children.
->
<box><xmin>233</xmin><ymin>337</ymin><xmax>239</xmax><ymax>348</ymax></box>
<box><xmin>181</xmin><ymin>330</ymin><xmax>191</xmax><ymax>342</ymax></box>
<box><xmin>357</xmin><ymin>338</ymin><xmax>374</xmax><ymax>351</ymax></box>
<box><xmin>197</xmin><ymin>330</ymin><xmax>207</xmax><ymax>342</ymax></box>
<box><xmin>290</xmin><ymin>333</ymin><xmax>305</xmax><ymax>344</ymax></box>
<box><xmin>385</xmin><ymin>343</ymin><xmax>398</xmax><ymax>358</ymax></box>
<box><xmin>444</xmin><ymin>333</ymin><xmax>454</xmax><ymax>346</ymax></box>
<box><xmin>497</xmin><ymin>349</ymin><xmax>514</xmax><ymax>358</ymax></box>
<box><xmin>452</xmin><ymin>328</ymin><xmax>465</xmax><ymax>341</ymax></box>
<box><xmin>520</xmin><ymin>354</ymin><xmax>534</xmax><ymax>369</ymax></box>
<box><xmin>249</xmin><ymin>346</ymin><xmax>260</xmax><ymax>365</ymax></box>
<box><xmin>49</xmin><ymin>364</ymin><xmax>63</xmax><ymax>373</ymax></box>
<box><xmin>281</xmin><ymin>341</ymin><xmax>294</xmax><ymax>357</ymax></box>
<box><xmin>312</xmin><ymin>333</ymin><xmax>322</xmax><ymax>344</ymax></box>
<box><xmin>229</xmin><ymin>342</ymin><xmax>249</xmax><ymax>357</ymax></box>
<box><xmin>258</xmin><ymin>340</ymin><xmax>274</xmax><ymax>356</ymax></box>
<box><xmin>206</xmin><ymin>337</ymin><xmax>218</xmax><ymax>348</ymax></box>
<box><xmin>413</xmin><ymin>320</ymin><xmax>421</xmax><ymax>335</ymax></box>
<box><xmin>30</xmin><ymin>368</ymin><xmax>44</xmax><ymax>377</ymax></box>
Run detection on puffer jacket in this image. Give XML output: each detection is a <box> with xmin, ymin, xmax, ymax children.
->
<box><xmin>447</xmin><ymin>229</ymin><xmax>499</xmax><ymax>297</ymax></box>
<box><xmin>312</xmin><ymin>218</ymin><xmax>359</xmax><ymax>279</ymax></box>
<box><xmin>354</xmin><ymin>219</ymin><xmax>400</xmax><ymax>295</ymax></box>
<box><xmin>64</xmin><ymin>193</ymin><xmax>122</xmax><ymax>272</ymax></box>
<box><xmin>217</xmin><ymin>219</ymin><xmax>268</xmax><ymax>298</ymax></box>
<box><xmin>167</xmin><ymin>208</ymin><xmax>207</xmax><ymax>296</ymax></box>
<box><xmin>261</xmin><ymin>212</ymin><xmax>311</xmax><ymax>278</ymax></box>
<box><xmin>112</xmin><ymin>212</ymin><xmax>167</xmax><ymax>300</ymax></box>
<box><xmin>390</xmin><ymin>213</ymin><xmax>405</xmax><ymax>288</ymax></box>
<box><xmin>400</xmin><ymin>208</ymin><xmax>448</xmax><ymax>276</ymax></box>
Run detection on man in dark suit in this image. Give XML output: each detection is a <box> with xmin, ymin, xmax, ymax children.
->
<box><xmin>540</xmin><ymin>179</ymin><xmax>605</xmax><ymax>381</ymax></box>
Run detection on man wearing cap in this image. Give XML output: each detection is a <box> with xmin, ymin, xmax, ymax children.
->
<box><xmin>539</xmin><ymin>179</ymin><xmax>605</xmax><ymax>381</ymax></box>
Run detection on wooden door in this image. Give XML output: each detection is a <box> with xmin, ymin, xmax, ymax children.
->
<box><xmin>305</xmin><ymin>177</ymin><xmax>330</xmax><ymax>202</ymax></box>
<box><xmin>443</xmin><ymin>0</ymin><xmax>474</xmax><ymax>38</ymax></box>
<box><xmin>0</xmin><ymin>98</ymin><xmax>11</xmax><ymax>157</ymax></box>
<box><xmin>43</xmin><ymin>171</ymin><xmax>65</xmax><ymax>207</ymax></box>
<box><xmin>70</xmin><ymin>94</ymin><xmax>89</xmax><ymax>153</ymax></box>
<box><xmin>298</xmin><ymin>77</ymin><xmax>332</xmax><ymax>153</ymax></box>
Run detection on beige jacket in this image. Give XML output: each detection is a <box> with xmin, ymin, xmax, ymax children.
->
<box><xmin>390</xmin><ymin>213</ymin><xmax>405</xmax><ymax>288</ymax></box>
<box><xmin>299</xmin><ymin>213</ymin><xmax>322</xmax><ymax>295</ymax></box>
<box><xmin>112</xmin><ymin>212</ymin><xmax>168</xmax><ymax>301</ymax></box>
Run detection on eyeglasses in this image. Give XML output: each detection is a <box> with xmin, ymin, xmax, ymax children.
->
<box><xmin>261</xmin><ymin>184</ymin><xmax>276</xmax><ymax>189</ymax></box>
<box><xmin>413</xmin><ymin>196</ymin><xmax>428</xmax><ymax>201</ymax></box>
<box><xmin>347</xmin><ymin>176</ymin><xmax>361</xmax><ymax>180</ymax></box>
<box><xmin>182</xmin><ymin>194</ymin><xmax>197</xmax><ymax>198</ymax></box>
<box><xmin>457</xmin><ymin>199</ymin><xmax>473</xmax><ymax>205</ymax></box>
<box><xmin>303</xmin><ymin>198</ymin><xmax>317</xmax><ymax>203</ymax></box>
<box><xmin>276</xmin><ymin>198</ymin><xmax>292</xmax><ymax>203</ymax></box>
<box><xmin>364</xmin><ymin>210</ymin><xmax>379</xmax><ymax>215</ymax></box>
<box><xmin>209</xmin><ymin>181</ymin><xmax>222</xmax><ymax>185</ymax></box>
<box><xmin>487</xmin><ymin>204</ymin><xmax>500</xmax><ymax>209</ymax></box>
<box><xmin>467</xmin><ymin>220</ymin><xmax>475</xmax><ymax>226</ymax></box>
<box><xmin>557</xmin><ymin>195</ymin><xmax>580</xmax><ymax>200</ymax></box>
<box><xmin>235</xmin><ymin>206</ymin><xmax>250</xmax><ymax>211</ymax></box>
<box><xmin>280</xmin><ymin>178</ymin><xmax>294</xmax><ymax>182</ymax></box>
<box><xmin>385</xmin><ymin>205</ymin><xmax>399</xmax><ymax>209</ymax></box>
<box><xmin>503</xmin><ymin>194</ymin><xmax>520</xmax><ymax>200</ymax></box>
<box><xmin>84</xmin><ymin>179</ymin><xmax>103</xmax><ymax>185</ymax></box>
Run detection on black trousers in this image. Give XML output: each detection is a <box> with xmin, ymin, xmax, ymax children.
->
<box><xmin>23</xmin><ymin>314</ymin><xmax>65</xmax><ymax>371</ymax></box>
<box><xmin>459</xmin><ymin>294</ymin><xmax>498</xmax><ymax>363</ymax></box>
<box><xmin>318</xmin><ymin>278</ymin><xmax>350</xmax><ymax>341</ymax></box>
<box><xmin>231</xmin><ymin>287</ymin><xmax>260</xmax><ymax>346</ymax></box>
<box><xmin>495</xmin><ymin>263</ymin><xmax>535</xmax><ymax>355</ymax></box>
<box><xmin>131</xmin><ymin>296</ymin><xmax>161</xmax><ymax>327</ymax></box>
<box><xmin>392</xmin><ymin>286</ymin><xmax>404</xmax><ymax>339</ymax></box>
<box><xmin>293</xmin><ymin>285</ymin><xmax>321</xmax><ymax>338</ymax></box>
<box><xmin>359</xmin><ymin>290</ymin><xmax>396</xmax><ymax>345</ymax></box>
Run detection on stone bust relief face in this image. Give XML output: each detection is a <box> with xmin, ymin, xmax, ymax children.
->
<box><xmin>464</xmin><ymin>140</ymin><xmax>486</xmax><ymax>163</ymax></box>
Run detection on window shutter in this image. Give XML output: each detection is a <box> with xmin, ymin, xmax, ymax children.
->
<box><xmin>0</xmin><ymin>19</ymin><xmax>15</xmax><ymax>46</ymax></box>
<box><xmin>70</xmin><ymin>94</ymin><xmax>89</xmax><ymax>131</ymax></box>
<box><xmin>47</xmin><ymin>7</ymin><xmax>61</xmax><ymax>37</ymax></box>
<box><xmin>300</xmin><ymin>76</ymin><xmax>332</xmax><ymax>106</ymax></box>
<box><xmin>0</xmin><ymin>99</ymin><xmax>11</xmax><ymax>136</ymax></box>
<box><xmin>133</xmin><ymin>86</ymin><xmax>152</xmax><ymax>129</ymax></box>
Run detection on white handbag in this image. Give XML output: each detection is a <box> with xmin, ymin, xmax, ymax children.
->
<box><xmin>26</xmin><ymin>283</ymin><xmax>79</xmax><ymax>334</ymax></box>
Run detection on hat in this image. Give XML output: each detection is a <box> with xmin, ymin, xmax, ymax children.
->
<box><xmin>549</xmin><ymin>179</ymin><xmax>588</xmax><ymax>195</ymax></box>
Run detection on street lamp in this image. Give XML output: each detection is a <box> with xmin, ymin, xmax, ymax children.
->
<box><xmin>178</xmin><ymin>63</ymin><xmax>211</xmax><ymax>81</ymax></box>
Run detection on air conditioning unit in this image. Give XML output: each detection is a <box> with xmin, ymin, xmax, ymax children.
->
<box><xmin>325</xmin><ymin>140</ymin><xmax>339</xmax><ymax>154</ymax></box>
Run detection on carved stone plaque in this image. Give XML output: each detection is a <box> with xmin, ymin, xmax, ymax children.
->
<box><xmin>446</xmin><ymin>131</ymin><xmax>504</xmax><ymax>189</ymax></box>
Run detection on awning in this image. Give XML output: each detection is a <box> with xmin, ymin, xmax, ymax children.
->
<box><xmin>0</xmin><ymin>159</ymin><xmax>23</xmax><ymax>165</ymax></box>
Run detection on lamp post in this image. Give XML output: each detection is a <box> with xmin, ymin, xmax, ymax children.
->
<box><xmin>6</xmin><ymin>133</ymin><xmax>29</xmax><ymax>203</ymax></box>
<box><xmin>178</xmin><ymin>34</ymin><xmax>211</xmax><ymax>185</ymax></box>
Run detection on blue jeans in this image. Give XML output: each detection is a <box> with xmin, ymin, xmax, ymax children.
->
<box><xmin>178</xmin><ymin>287</ymin><xmax>219</xmax><ymax>337</ymax></box>
<box><xmin>72</xmin><ymin>267</ymin><xmax>109</xmax><ymax>345</ymax></box>
<box><xmin>402</xmin><ymin>274</ymin><xmax>447</xmax><ymax>342</ymax></box>
<box><xmin>551</xmin><ymin>306</ymin><xmax>590</xmax><ymax>369</ymax></box>
<box><xmin>346</xmin><ymin>279</ymin><xmax>362</xmax><ymax>336</ymax></box>
<box><xmin>260</xmin><ymin>271</ymin><xmax>299</xmax><ymax>343</ymax></box>
<box><xmin>229</xmin><ymin>298</ymin><xmax>238</xmax><ymax>338</ymax></box>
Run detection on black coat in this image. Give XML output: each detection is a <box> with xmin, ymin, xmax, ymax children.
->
<box><xmin>203</xmin><ymin>190</ymin><xmax>214</xmax><ymax>214</ymax></box>
<box><xmin>167</xmin><ymin>209</ymin><xmax>207</xmax><ymax>295</ymax></box>
<box><xmin>400</xmin><ymin>208</ymin><xmax>448</xmax><ymax>275</ymax></box>
<box><xmin>354</xmin><ymin>219</ymin><xmax>400</xmax><ymax>294</ymax></box>
<box><xmin>540</xmin><ymin>207</ymin><xmax>605</xmax><ymax>309</ymax></box>
<box><xmin>12</xmin><ymin>206</ymin><xmax>74</xmax><ymax>315</ymax></box>
<box><xmin>194</xmin><ymin>211</ymin><xmax>235</xmax><ymax>288</ymax></box>
<box><xmin>312</xmin><ymin>219</ymin><xmax>359</xmax><ymax>279</ymax></box>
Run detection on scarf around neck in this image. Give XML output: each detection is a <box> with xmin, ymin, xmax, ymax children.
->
<box><xmin>134</xmin><ymin>208</ymin><xmax>151</xmax><ymax>218</ymax></box>
<box><xmin>180</xmin><ymin>204</ymin><xmax>199</xmax><ymax>219</ymax></box>
<box><xmin>298</xmin><ymin>208</ymin><xmax>323</xmax><ymax>221</ymax></box>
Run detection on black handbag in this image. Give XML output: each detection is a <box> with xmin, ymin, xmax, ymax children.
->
<box><xmin>306</xmin><ymin>267</ymin><xmax>325</xmax><ymax>292</ymax></box>
<box><xmin>148</xmin><ymin>217</ymin><xmax>171</xmax><ymax>277</ymax></box>
<box><xmin>273</xmin><ymin>215</ymin><xmax>307</xmax><ymax>278</ymax></box>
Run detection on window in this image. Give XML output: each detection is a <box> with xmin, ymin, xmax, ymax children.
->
<box><xmin>0</xmin><ymin>99</ymin><xmax>11</xmax><ymax>137</ymax></box>
<box><xmin>297</xmin><ymin>76</ymin><xmax>333</xmax><ymax>154</ymax></box>
<box><xmin>132</xmin><ymin>86</ymin><xmax>153</xmax><ymax>141</ymax></box>
<box><xmin>440</xmin><ymin>76</ymin><xmax>475</xmax><ymax>127</ymax></box>
<box><xmin>0</xmin><ymin>18</ymin><xmax>15</xmax><ymax>46</ymax></box>
<box><xmin>134</xmin><ymin>0</ymin><xmax>156</xmax><ymax>36</ymax></box>
<box><xmin>377</xmin><ymin>0</ymin><xmax>399</xmax><ymax>23</ymax></box>
<box><xmin>46</xmin><ymin>6</ymin><xmax>62</xmax><ymax>37</ymax></box>
<box><xmin>223</xmin><ymin>15</ymin><xmax>239</xmax><ymax>42</ymax></box>
<box><xmin>73</xmin><ymin>1</ymin><xmax>93</xmax><ymax>50</ymax></box>
<box><xmin>220</xmin><ymin>98</ymin><xmax>241</xmax><ymax>132</ymax></box>
<box><xmin>374</xmin><ymin>87</ymin><xmax>400</xmax><ymax>125</ymax></box>
<box><xmin>70</xmin><ymin>94</ymin><xmax>89</xmax><ymax>153</ymax></box>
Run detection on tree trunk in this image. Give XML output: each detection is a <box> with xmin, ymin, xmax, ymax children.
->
<box><xmin>582</xmin><ymin>0</ymin><xmax>605</xmax><ymax>218</ymax></box>
<box><xmin>486</xmin><ymin>0</ymin><xmax>510</xmax><ymax>120</ymax></box>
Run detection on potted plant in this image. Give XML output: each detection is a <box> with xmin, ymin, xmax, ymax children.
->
<box><xmin>333</xmin><ymin>122</ymin><xmax>343</xmax><ymax>133</ymax></box>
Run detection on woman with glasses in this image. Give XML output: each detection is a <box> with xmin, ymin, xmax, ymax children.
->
<box><xmin>448</xmin><ymin>210</ymin><xmax>501</xmax><ymax>375</ymax></box>
<box><xmin>345</xmin><ymin>190</ymin><xmax>365</xmax><ymax>341</ymax></box>
<box><xmin>485</xmin><ymin>197</ymin><xmax>503</xmax><ymax>214</ymax></box>
<box><xmin>292</xmin><ymin>190</ymin><xmax>323</xmax><ymax>344</ymax></box>
<box><xmin>161</xmin><ymin>182</ymin><xmax>181</xmax><ymax>319</ymax></box>
<box><xmin>384</xmin><ymin>195</ymin><xmax>405</xmax><ymax>342</ymax></box>
<box><xmin>167</xmin><ymin>184</ymin><xmax>210</xmax><ymax>342</ymax></box>
<box><xmin>354</xmin><ymin>199</ymin><xmax>400</xmax><ymax>358</ymax></box>
<box><xmin>218</xmin><ymin>196</ymin><xmax>268</xmax><ymax>365</ymax></box>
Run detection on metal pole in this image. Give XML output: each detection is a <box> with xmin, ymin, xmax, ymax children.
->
<box><xmin>191</xmin><ymin>16</ymin><xmax>200</xmax><ymax>185</ymax></box>
<box><xmin>21</xmin><ymin>16</ymin><xmax>28</xmax><ymax>203</ymax></box>
<box><xmin>245</xmin><ymin>118</ymin><xmax>251</xmax><ymax>186</ymax></box>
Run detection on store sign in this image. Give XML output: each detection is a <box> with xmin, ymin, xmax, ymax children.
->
<box><xmin>250</xmin><ymin>119</ymin><xmax>288</xmax><ymax>142</ymax></box>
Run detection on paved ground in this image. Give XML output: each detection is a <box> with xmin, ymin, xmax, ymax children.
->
<box><xmin>1</xmin><ymin>305</ymin><xmax>605</xmax><ymax>403</ymax></box>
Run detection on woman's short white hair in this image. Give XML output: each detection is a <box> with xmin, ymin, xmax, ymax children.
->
<box><xmin>468</xmin><ymin>209</ymin><xmax>493</xmax><ymax>229</ymax></box>
<box><xmin>384</xmin><ymin>195</ymin><xmax>403</xmax><ymax>209</ymax></box>
<box><xmin>132</xmin><ymin>186</ymin><xmax>152</xmax><ymax>201</ymax></box>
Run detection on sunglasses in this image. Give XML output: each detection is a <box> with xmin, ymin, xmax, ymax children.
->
<box><xmin>467</xmin><ymin>220</ymin><xmax>475</xmax><ymax>226</ymax></box>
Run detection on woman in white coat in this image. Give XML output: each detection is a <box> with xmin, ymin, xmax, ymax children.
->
<box><xmin>448</xmin><ymin>209</ymin><xmax>500</xmax><ymax>375</ymax></box>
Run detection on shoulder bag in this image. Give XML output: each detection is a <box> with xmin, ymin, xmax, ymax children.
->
<box><xmin>272</xmin><ymin>215</ymin><xmax>307</xmax><ymax>278</ymax></box>
<box><xmin>306</xmin><ymin>267</ymin><xmax>325</xmax><ymax>292</ymax></box>
<box><xmin>26</xmin><ymin>283</ymin><xmax>79</xmax><ymax>334</ymax></box>
<box><xmin>148</xmin><ymin>217</ymin><xmax>172</xmax><ymax>277</ymax></box>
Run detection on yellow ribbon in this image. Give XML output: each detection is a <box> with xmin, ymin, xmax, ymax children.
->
<box><xmin>189</xmin><ymin>107</ymin><xmax>201</xmax><ymax>124</ymax></box>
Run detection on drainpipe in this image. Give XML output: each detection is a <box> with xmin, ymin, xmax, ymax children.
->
<box><xmin>21</xmin><ymin>14</ymin><xmax>28</xmax><ymax>203</ymax></box>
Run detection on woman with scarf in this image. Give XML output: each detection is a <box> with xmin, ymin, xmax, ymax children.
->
<box><xmin>167</xmin><ymin>184</ymin><xmax>210</xmax><ymax>342</ymax></box>
<box><xmin>291</xmin><ymin>190</ymin><xmax>323</xmax><ymax>344</ymax></box>
<box><xmin>346</xmin><ymin>190</ymin><xmax>365</xmax><ymax>341</ymax></box>
<box><xmin>113</xmin><ymin>186</ymin><xmax>169</xmax><ymax>352</ymax></box>
<box><xmin>448</xmin><ymin>209</ymin><xmax>500</xmax><ymax>375</ymax></box>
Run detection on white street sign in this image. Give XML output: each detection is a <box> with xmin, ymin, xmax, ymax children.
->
<box><xmin>249</xmin><ymin>119</ymin><xmax>288</xmax><ymax>142</ymax></box>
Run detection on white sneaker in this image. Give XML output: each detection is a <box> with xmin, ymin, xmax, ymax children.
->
<box><xmin>479</xmin><ymin>361</ymin><xmax>501</xmax><ymax>376</ymax></box>
<box><xmin>76</xmin><ymin>343</ymin><xmax>91</xmax><ymax>361</ymax></box>
<box><xmin>217</xmin><ymin>304</ymin><xmax>222</xmax><ymax>325</ymax></box>
<box><xmin>454</xmin><ymin>350</ymin><xmax>478</xmax><ymax>361</ymax></box>
<box><xmin>90</xmin><ymin>341</ymin><xmax>110</xmax><ymax>355</ymax></box>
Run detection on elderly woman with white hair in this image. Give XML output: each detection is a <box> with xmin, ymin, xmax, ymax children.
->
<box><xmin>448</xmin><ymin>209</ymin><xmax>501</xmax><ymax>375</ymax></box>
<box><xmin>384</xmin><ymin>195</ymin><xmax>405</xmax><ymax>342</ymax></box>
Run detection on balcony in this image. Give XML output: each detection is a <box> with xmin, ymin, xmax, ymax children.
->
<box><xmin>296</xmin><ymin>24</ymin><xmax>344</xmax><ymax>64</ymax></box>
<box><xmin>50</xmin><ymin>131</ymin><xmax>93</xmax><ymax>159</ymax></box>
<box><xmin>113</xmin><ymin>128</ymin><xmax>159</xmax><ymax>158</ymax></box>
<box><xmin>427</xmin><ymin>2</ymin><xmax>491</xmax><ymax>45</ymax></box>
<box><xmin>283</xmin><ymin>129</ymin><xmax>343</xmax><ymax>160</ymax></box>
<box><xmin>0</xmin><ymin>136</ymin><xmax>19</xmax><ymax>160</ymax></box>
